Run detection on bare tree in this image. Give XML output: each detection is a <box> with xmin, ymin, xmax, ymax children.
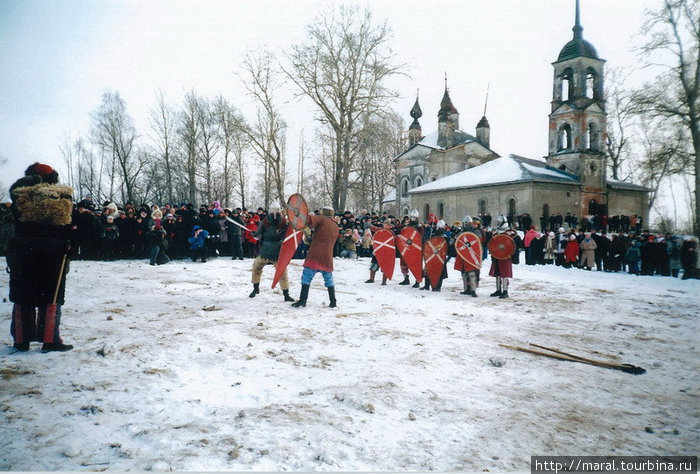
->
<box><xmin>195</xmin><ymin>96</ymin><xmax>220</xmax><ymax>202</ymax></box>
<box><xmin>149</xmin><ymin>91</ymin><xmax>179</xmax><ymax>203</ymax></box>
<box><xmin>604</xmin><ymin>68</ymin><xmax>635</xmax><ymax>181</ymax></box>
<box><xmin>178</xmin><ymin>91</ymin><xmax>203</xmax><ymax>205</ymax></box>
<box><xmin>352</xmin><ymin>110</ymin><xmax>404</xmax><ymax>212</ymax></box>
<box><xmin>90</xmin><ymin>91</ymin><xmax>146</xmax><ymax>204</ymax></box>
<box><xmin>240</xmin><ymin>49</ymin><xmax>288</xmax><ymax>209</ymax></box>
<box><xmin>285</xmin><ymin>5</ymin><xmax>404</xmax><ymax>211</ymax></box>
<box><xmin>213</xmin><ymin>96</ymin><xmax>247</xmax><ymax>207</ymax></box>
<box><xmin>633</xmin><ymin>0</ymin><xmax>699</xmax><ymax>234</ymax></box>
<box><xmin>636</xmin><ymin>115</ymin><xmax>689</xmax><ymax>212</ymax></box>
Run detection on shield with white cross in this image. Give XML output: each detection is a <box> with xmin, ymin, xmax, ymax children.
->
<box><xmin>455</xmin><ymin>231</ymin><xmax>483</xmax><ymax>269</ymax></box>
<box><xmin>371</xmin><ymin>228</ymin><xmax>396</xmax><ymax>280</ymax></box>
<box><xmin>396</xmin><ymin>227</ymin><xmax>423</xmax><ymax>282</ymax></box>
<box><xmin>272</xmin><ymin>224</ymin><xmax>303</xmax><ymax>289</ymax></box>
<box><xmin>422</xmin><ymin>236</ymin><xmax>447</xmax><ymax>290</ymax></box>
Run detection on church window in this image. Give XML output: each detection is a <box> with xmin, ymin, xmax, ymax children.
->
<box><xmin>559</xmin><ymin>164</ymin><xmax>567</xmax><ymax>171</ymax></box>
<box><xmin>415</xmin><ymin>176</ymin><xmax>423</xmax><ymax>188</ymax></box>
<box><xmin>561</xmin><ymin>68</ymin><xmax>574</xmax><ymax>101</ymax></box>
<box><xmin>437</xmin><ymin>202</ymin><xmax>444</xmax><ymax>219</ymax></box>
<box><xmin>589</xmin><ymin>161</ymin><xmax>597</xmax><ymax>173</ymax></box>
<box><xmin>542</xmin><ymin>204</ymin><xmax>550</xmax><ymax>218</ymax></box>
<box><xmin>478</xmin><ymin>199</ymin><xmax>487</xmax><ymax>216</ymax></box>
<box><xmin>588</xmin><ymin>122</ymin><xmax>599</xmax><ymax>151</ymax></box>
<box><xmin>401</xmin><ymin>178</ymin><xmax>409</xmax><ymax>198</ymax></box>
<box><xmin>424</xmin><ymin>204</ymin><xmax>431</xmax><ymax>220</ymax></box>
<box><xmin>558</xmin><ymin>124</ymin><xmax>572</xmax><ymax>151</ymax></box>
<box><xmin>586</xmin><ymin>68</ymin><xmax>597</xmax><ymax>99</ymax></box>
<box><xmin>508</xmin><ymin>198</ymin><xmax>517</xmax><ymax>216</ymax></box>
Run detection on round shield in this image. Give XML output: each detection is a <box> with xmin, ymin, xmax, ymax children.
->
<box><xmin>286</xmin><ymin>194</ymin><xmax>309</xmax><ymax>231</ymax></box>
<box><xmin>488</xmin><ymin>234</ymin><xmax>516</xmax><ymax>260</ymax></box>
<box><xmin>455</xmin><ymin>232</ymin><xmax>483</xmax><ymax>269</ymax></box>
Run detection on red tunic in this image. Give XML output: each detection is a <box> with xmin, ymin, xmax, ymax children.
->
<box><xmin>304</xmin><ymin>215</ymin><xmax>338</xmax><ymax>272</ymax></box>
<box><xmin>488</xmin><ymin>257</ymin><xmax>513</xmax><ymax>278</ymax></box>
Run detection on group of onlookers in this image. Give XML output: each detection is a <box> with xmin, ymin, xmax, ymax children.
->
<box><xmin>1</xmin><ymin>198</ymin><xmax>697</xmax><ymax>280</ymax></box>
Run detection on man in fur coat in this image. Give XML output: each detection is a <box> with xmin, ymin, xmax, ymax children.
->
<box><xmin>292</xmin><ymin>206</ymin><xmax>338</xmax><ymax>308</ymax></box>
<box><xmin>8</xmin><ymin>163</ymin><xmax>74</xmax><ymax>352</ymax></box>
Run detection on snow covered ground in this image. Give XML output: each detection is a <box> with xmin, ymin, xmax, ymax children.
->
<box><xmin>1</xmin><ymin>255</ymin><xmax>698</xmax><ymax>471</ymax></box>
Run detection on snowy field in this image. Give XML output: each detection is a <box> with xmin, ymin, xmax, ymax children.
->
<box><xmin>0</xmin><ymin>255</ymin><xmax>698</xmax><ymax>471</ymax></box>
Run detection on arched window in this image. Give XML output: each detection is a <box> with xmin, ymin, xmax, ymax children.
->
<box><xmin>588</xmin><ymin>199</ymin><xmax>599</xmax><ymax>215</ymax></box>
<box><xmin>586</xmin><ymin>68</ymin><xmax>597</xmax><ymax>99</ymax></box>
<box><xmin>588</xmin><ymin>122</ymin><xmax>598</xmax><ymax>151</ymax></box>
<box><xmin>508</xmin><ymin>198</ymin><xmax>517</xmax><ymax>216</ymax></box>
<box><xmin>558</xmin><ymin>124</ymin><xmax>572</xmax><ymax>151</ymax></box>
<box><xmin>424</xmin><ymin>203</ymin><xmax>430</xmax><ymax>221</ymax></box>
<box><xmin>415</xmin><ymin>176</ymin><xmax>423</xmax><ymax>188</ymax></box>
<box><xmin>542</xmin><ymin>204</ymin><xmax>550</xmax><ymax>218</ymax></box>
<box><xmin>478</xmin><ymin>199</ymin><xmax>487</xmax><ymax>216</ymax></box>
<box><xmin>437</xmin><ymin>202</ymin><xmax>444</xmax><ymax>219</ymax></box>
<box><xmin>401</xmin><ymin>178</ymin><xmax>409</xmax><ymax>198</ymax></box>
<box><xmin>561</xmin><ymin>68</ymin><xmax>574</xmax><ymax>101</ymax></box>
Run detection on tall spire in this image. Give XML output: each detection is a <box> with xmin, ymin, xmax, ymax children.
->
<box><xmin>409</xmin><ymin>89</ymin><xmax>422</xmax><ymax>131</ymax></box>
<box><xmin>573</xmin><ymin>0</ymin><xmax>583</xmax><ymax>39</ymax></box>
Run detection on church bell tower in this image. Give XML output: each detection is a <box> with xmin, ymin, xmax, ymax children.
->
<box><xmin>547</xmin><ymin>0</ymin><xmax>608</xmax><ymax>216</ymax></box>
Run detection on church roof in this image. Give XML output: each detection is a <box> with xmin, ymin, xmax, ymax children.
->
<box><xmin>607</xmin><ymin>178</ymin><xmax>651</xmax><ymax>192</ymax></box>
<box><xmin>408</xmin><ymin>155</ymin><xmax>578</xmax><ymax>194</ymax></box>
<box><xmin>417</xmin><ymin>130</ymin><xmax>479</xmax><ymax>150</ymax></box>
<box><xmin>556</xmin><ymin>0</ymin><xmax>599</xmax><ymax>62</ymax></box>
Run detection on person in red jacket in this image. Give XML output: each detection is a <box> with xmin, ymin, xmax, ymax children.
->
<box><xmin>564</xmin><ymin>234</ymin><xmax>580</xmax><ymax>268</ymax></box>
<box><xmin>292</xmin><ymin>206</ymin><xmax>338</xmax><ymax>308</ymax></box>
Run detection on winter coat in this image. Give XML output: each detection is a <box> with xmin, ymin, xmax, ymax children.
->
<box><xmin>304</xmin><ymin>214</ymin><xmax>338</xmax><ymax>272</ymax></box>
<box><xmin>625</xmin><ymin>242</ymin><xmax>641</xmax><ymax>264</ymax></box>
<box><xmin>253</xmin><ymin>214</ymin><xmax>287</xmax><ymax>261</ymax></box>
<box><xmin>188</xmin><ymin>225</ymin><xmax>209</xmax><ymax>250</ymax></box>
<box><xmin>102</xmin><ymin>222</ymin><xmax>120</xmax><ymax>242</ymax></box>
<box><xmin>145</xmin><ymin>227</ymin><xmax>168</xmax><ymax>251</ymax></box>
<box><xmin>8</xmin><ymin>176</ymin><xmax>73</xmax><ymax>306</ymax></box>
<box><xmin>564</xmin><ymin>239</ymin><xmax>580</xmax><ymax>264</ymax></box>
<box><xmin>544</xmin><ymin>235</ymin><xmax>556</xmax><ymax>260</ymax></box>
<box><xmin>579</xmin><ymin>237</ymin><xmax>597</xmax><ymax>267</ymax></box>
<box><xmin>667</xmin><ymin>239</ymin><xmax>682</xmax><ymax>271</ymax></box>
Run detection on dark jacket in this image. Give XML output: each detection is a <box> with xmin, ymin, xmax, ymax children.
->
<box><xmin>253</xmin><ymin>214</ymin><xmax>287</xmax><ymax>261</ymax></box>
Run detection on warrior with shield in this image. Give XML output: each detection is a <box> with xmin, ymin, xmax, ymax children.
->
<box><xmin>454</xmin><ymin>215</ymin><xmax>484</xmax><ymax>297</ymax></box>
<box><xmin>247</xmin><ymin>205</ymin><xmax>295</xmax><ymax>302</ymax></box>
<box><xmin>488</xmin><ymin>218</ymin><xmax>516</xmax><ymax>299</ymax></box>
<box><xmin>397</xmin><ymin>209</ymin><xmax>424</xmax><ymax>288</ymax></box>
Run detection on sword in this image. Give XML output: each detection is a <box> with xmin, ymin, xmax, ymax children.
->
<box><xmin>225</xmin><ymin>216</ymin><xmax>259</xmax><ymax>240</ymax></box>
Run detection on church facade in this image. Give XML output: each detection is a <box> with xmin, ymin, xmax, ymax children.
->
<box><xmin>392</xmin><ymin>2</ymin><xmax>650</xmax><ymax>227</ymax></box>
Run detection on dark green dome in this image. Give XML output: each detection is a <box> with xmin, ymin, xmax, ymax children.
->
<box><xmin>558</xmin><ymin>35</ymin><xmax>599</xmax><ymax>61</ymax></box>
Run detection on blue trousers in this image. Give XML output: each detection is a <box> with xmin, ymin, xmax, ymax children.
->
<box><xmin>301</xmin><ymin>267</ymin><xmax>334</xmax><ymax>287</ymax></box>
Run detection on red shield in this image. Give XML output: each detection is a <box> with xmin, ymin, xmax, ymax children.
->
<box><xmin>423</xmin><ymin>237</ymin><xmax>447</xmax><ymax>290</ymax></box>
<box><xmin>396</xmin><ymin>227</ymin><xmax>423</xmax><ymax>282</ymax></box>
<box><xmin>372</xmin><ymin>229</ymin><xmax>396</xmax><ymax>280</ymax></box>
<box><xmin>286</xmin><ymin>194</ymin><xmax>309</xmax><ymax>231</ymax></box>
<box><xmin>272</xmin><ymin>225</ymin><xmax>303</xmax><ymax>289</ymax></box>
<box><xmin>455</xmin><ymin>232</ymin><xmax>482</xmax><ymax>269</ymax></box>
<box><xmin>488</xmin><ymin>234</ymin><xmax>516</xmax><ymax>260</ymax></box>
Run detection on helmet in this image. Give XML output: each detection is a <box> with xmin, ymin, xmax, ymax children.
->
<box><xmin>462</xmin><ymin>215</ymin><xmax>473</xmax><ymax>225</ymax></box>
<box><xmin>437</xmin><ymin>220</ymin><xmax>446</xmax><ymax>229</ymax></box>
<box><xmin>409</xmin><ymin>209</ymin><xmax>419</xmax><ymax>219</ymax></box>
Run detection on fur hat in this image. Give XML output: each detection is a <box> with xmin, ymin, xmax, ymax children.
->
<box><xmin>24</xmin><ymin>162</ymin><xmax>59</xmax><ymax>184</ymax></box>
<box><xmin>151</xmin><ymin>209</ymin><xmax>163</xmax><ymax>219</ymax></box>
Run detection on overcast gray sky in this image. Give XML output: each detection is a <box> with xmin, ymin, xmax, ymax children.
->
<box><xmin>0</xmin><ymin>0</ymin><xmax>662</xmax><ymax>200</ymax></box>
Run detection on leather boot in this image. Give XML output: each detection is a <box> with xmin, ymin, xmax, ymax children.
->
<box><xmin>327</xmin><ymin>286</ymin><xmax>337</xmax><ymax>308</ymax></box>
<box><xmin>381</xmin><ymin>275</ymin><xmax>387</xmax><ymax>286</ymax></box>
<box><xmin>399</xmin><ymin>275</ymin><xmax>410</xmax><ymax>285</ymax></box>
<box><xmin>292</xmin><ymin>284</ymin><xmax>309</xmax><ymax>307</ymax></box>
<box><xmin>365</xmin><ymin>271</ymin><xmax>375</xmax><ymax>283</ymax></box>
<box><xmin>249</xmin><ymin>283</ymin><xmax>260</xmax><ymax>298</ymax></box>
<box><xmin>282</xmin><ymin>289</ymin><xmax>295</xmax><ymax>302</ymax></box>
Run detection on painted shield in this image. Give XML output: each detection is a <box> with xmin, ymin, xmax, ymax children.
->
<box><xmin>272</xmin><ymin>224</ymin><xmax>303</xmax><ymax>289</ymax></box>
<box><xmin>396</xmin><ymin>227</ymin><xmax>423</xmax><ymax>282</ymax></box>
<box><xmin>488</xmin><ymin>234</ymin><xmax>516</xmax><ymax>260</ymax></box>
<box><xmin>455</xmin><ymin>232</ymin><xmax>483</xmax><ymax>269</ymax></box>
<box><xmin>423</xmin><ymin>237</ymin><xmax>447</xmax><ymax>290</ymax></box>
<box><xmin>286</xmin><ymin>193</ymin><xmax>309</xmax><ymax>231</ymax></box>
<box><xmin>372</xmin><ymin>229</ymin><xmax>396</xmax><ymax>280</ymax></box>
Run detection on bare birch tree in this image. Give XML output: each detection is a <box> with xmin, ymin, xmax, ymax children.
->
<box><xmin>604</xmin><ymin>68</ymin><xmax>635</xmax><ymax>181</ymax></box>
<box><xmin>90</xmin><ymin>91</ymin><xmax>146</xmax><ymax>204</ymax></box>
<box><xmin>632</xmin><ymin>0</ymin><xmax>699</xmax><ymax>234</ymax></box>
<box><xmin>240</xmin><ymin>49</ymin><xmax>288</xmax><ymax>209</ymax></box>
<box><xmin>149</xmin><ymin>91</ymin><xmax>179</xmax><ymax>203</ymax></box>
<box><xmin>285</xmin><ymin>5</ymin><xmax>403</xmax><ymax>211</ymax></box>
<box><xmin>213</xmin><ymin>96</ymin><xmax>247</xmax><ymax>207</ymax></box>
<box><xmin>178</xmin><ymin>91</ymin><xmax>203</xmax><ymax>205</ymax></box>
